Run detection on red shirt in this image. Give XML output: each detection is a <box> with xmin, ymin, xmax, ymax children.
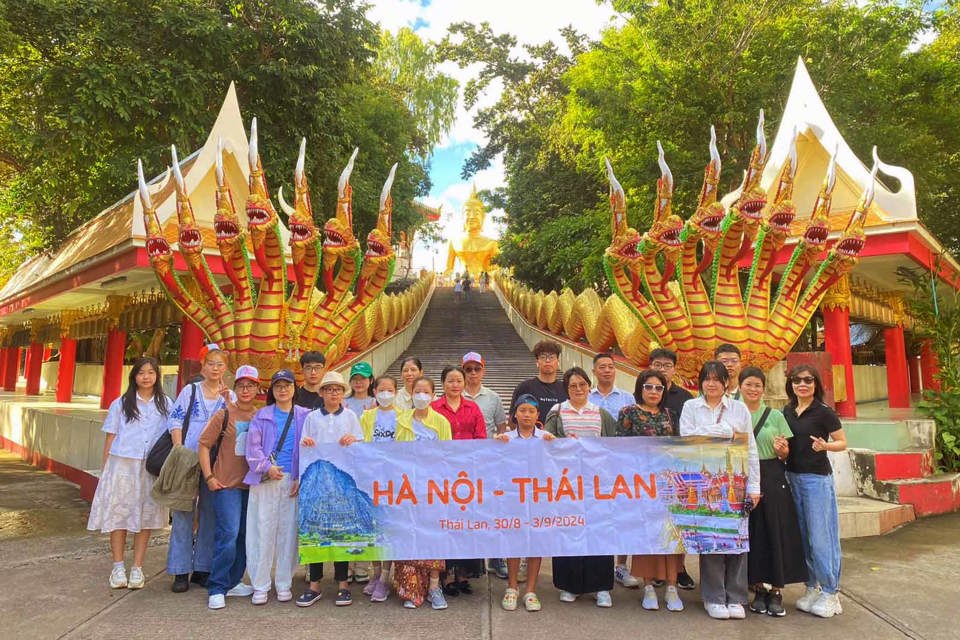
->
<box><xmin>431</xmin><ymin>396</ymin><xmax>487</xmax><ymax>440</ymax></box>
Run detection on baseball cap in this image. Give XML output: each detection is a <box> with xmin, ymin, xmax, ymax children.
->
<box><xmin>234</xmin><ymin>365</ymin><xmax>260</xmax><ymax>385</ymax></box>
<box><xmin>197</xmin><ymin>343</ymin><xmax>222</xmax><ymax>362</ymax></box>
<box><xmin>462</xmin><ymin>352</ymin><xmax>485</xmax><ymax>367</ymax></box>
<box><xmin>350</xmin><ymin>362</ymin><xmax>374</xmax><ymax>379</ymax></box>
<box><xmin>515</xmin><ymin>393</ymin><xmax>539</xmax><ymax>409</ymax></box>
<box><xmin>270</xmin><ymin>369</ymin><xmax>296</xmax><ymax>386</ymax></box>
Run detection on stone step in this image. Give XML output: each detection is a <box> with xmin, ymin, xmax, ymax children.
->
<box><xmin>843</xmin><ymin>420</ymin><xmax>936</xmax><ymax>452</ymax></box>
<box><xmin>856</xmin><ymin>471</ymin><xmax>960</xmax><ymax>517</ymax></box>
<box><xmin>849</xmin><ymin>448</ymin><xmax>936</xmax><ymax>482</ymax></box>
<box><xmin>838</xmin><ymin>496</ymin><xmax>915</xmax><ymax>538</ymax></box>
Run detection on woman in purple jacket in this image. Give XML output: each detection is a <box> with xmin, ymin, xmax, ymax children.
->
<box><xmin>244</xmin><ymin>369</ymin><xmax>311</xmax><ymax>605</ymax></box>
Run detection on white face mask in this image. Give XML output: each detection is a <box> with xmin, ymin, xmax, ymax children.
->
<box><xmin>375</xmin><ymin>390</ymin><xmax>396</xmax><ymax>407</ymax></box>
<box><xmin>412</xmin><ymin>392</ymin><xmax>432</xmax><ymax>410</ymax></box>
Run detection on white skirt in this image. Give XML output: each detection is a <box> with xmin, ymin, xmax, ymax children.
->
<box><xmin>87</xmin><ymin>455</ymin><xmax>168</xmax><ymax>533</ymax></box>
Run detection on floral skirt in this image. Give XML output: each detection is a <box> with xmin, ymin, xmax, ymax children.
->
<box><xmin>393</xmin><ymin>560</ymin><xmax>445</xmax><ymax>607</ymax></box>
<box><xmin>87</xmin><ymin>455</ymin><xmax>168</xmax><ymax>533</ymax></box>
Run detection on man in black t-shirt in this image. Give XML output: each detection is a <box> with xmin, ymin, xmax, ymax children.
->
<box><xmin>293</xmin><ymin>351</ymin><xmax>325</xmax><ymax>410</ymax></box>
<box><xmin>509</xmin><ymin>340</ymin><xmax>567</xmax><ymax>426</ymax></box>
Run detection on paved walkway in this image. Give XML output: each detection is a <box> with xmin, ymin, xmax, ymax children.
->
<box><xmin>1</xmin><ymin>449</ymin><xmax>955</xmax><ymax>640</ymax></box>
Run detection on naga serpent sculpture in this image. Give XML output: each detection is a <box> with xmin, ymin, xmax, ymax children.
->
<box><xmin>137</xmin><ymin>118</ymin><xmax>416</xmax><ymax>384</ymax></box>
<box><xmin>499</xmin><ymin>111</ymin><xmax>876</xmax><ymax>386</ymax></box>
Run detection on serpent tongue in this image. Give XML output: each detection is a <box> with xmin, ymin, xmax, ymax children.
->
<box><xmin>695</xmin><ymin>248</ymin><xmax>714</xmax><ymax>278</ymax></box>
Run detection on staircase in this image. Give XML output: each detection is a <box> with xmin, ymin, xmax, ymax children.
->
<box><xmin>382</xmin><ymin>287</ymin><xmax>537</xmax><ymax>410</ymax></box>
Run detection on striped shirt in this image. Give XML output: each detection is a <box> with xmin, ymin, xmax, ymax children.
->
<box><xmin>557</xmin><ymin>400</ymin><xmax>603</xmax><ymax>438</ymax></box>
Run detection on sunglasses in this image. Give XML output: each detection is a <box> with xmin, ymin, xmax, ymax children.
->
<box><xmin>463</xmin><ymin>366</ymin><xmax>483</xmax><ymax>373</ymax></box>
<box><xmin>642</xmin><ymin>383</ymin><xmax>665</xmax><ymax>392</ymax></box>
<box><xmin>791</xmin><ymin>375</ymin><xmax>816</xmax><ymax>385</ymax></box>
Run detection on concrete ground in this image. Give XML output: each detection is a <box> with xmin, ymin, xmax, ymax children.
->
<box><xmin>1</xmin><ymin>449</ymin><xmax>954</xmax><ymax>640</ymax></box>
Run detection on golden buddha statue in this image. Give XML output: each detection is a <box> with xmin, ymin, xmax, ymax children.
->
<box><xmin>445</xmin><ymin>186</ymin><xmax>499</xmax><ymax>276</ymax></box>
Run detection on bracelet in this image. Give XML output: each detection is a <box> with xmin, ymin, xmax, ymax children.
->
<box><xmin>204</xmin><ymin>474</ymin><xmax>214</xmax><ymax>482</ymax></box>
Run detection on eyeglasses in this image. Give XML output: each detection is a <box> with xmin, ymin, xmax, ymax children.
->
<box><xmin>718</xmin><ymin>358</ymin><xmax>740</xmax><ymax>366</ymax></box>
<box><xmin>791</xmin><ymin>375</ymin><xmax>816</xmax><ymax>385</ymax></box>
<box><xmin>642</xmin><ymin>383</ymin><xmax>665</xmax><ymax>392</ymax></box>
<box><xmin>650</xmin><ymin>361</ymin><xmax>675</xmax><ymax>370</ymax></box>
<box><xmin>463</xmin><ymin>366</ymin><xmax>483</xmax><ymax>373</ymax></box>
<box><xmin>236</xmin><ymin>383</ymin><xmax>259</xmax><ymax>392</ymax></box>
<box><xmin>205</xmin><ymin>362</ymin><xmax>227</xmax><ymax>369</ymax></box>
<box><xmin>568</xmin><ymin>382</ymin><xmax>590</xmax><ymax>390</ymax></box>
<box><xmin>537</xmin><ymin>354</ymin><xmax>558</xmax><ymax>362</ymax></box>
<box><xmin>321</xmin><ymin>386</ymin><xmax>345</xmax><ymax>394</ymax></box>
<box><xmin>303</xmin><ymin>365</ymin><xmax>324</xmax><ymax>373</ymax></box>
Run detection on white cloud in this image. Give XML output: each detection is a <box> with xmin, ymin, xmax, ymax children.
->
<box><xmin>368</xmin><ymin>0</ymin><xmax>618</xmax><ymax>270</ymax></box>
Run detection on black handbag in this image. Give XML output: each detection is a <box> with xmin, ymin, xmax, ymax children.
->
<box><xmin>146</xmin><ymin>384</ymin><xmax>197</xmax><ymax>476</ymax></box>
<box><xmin>208</xmin><ymin>409</ymin><xmax>230</xmax><ymax>469</ymax></box>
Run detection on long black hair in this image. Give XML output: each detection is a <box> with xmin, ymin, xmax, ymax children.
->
<box><xmin>121</xmin><ymin>357</ymin><xmax>168</xmax><ymax>422</ymax></box>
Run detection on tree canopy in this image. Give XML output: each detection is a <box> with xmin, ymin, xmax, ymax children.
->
<box><xmin>443</xmin><ymin>0</ymin><xmax>960</xmax><ymax>293</ymax></box>
<box><xmin>0</xmin><ymin>0</ymin><xmax>457</xmax><ymax>284</ymax></box>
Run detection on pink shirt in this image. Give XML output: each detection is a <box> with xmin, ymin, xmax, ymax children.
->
<box><xmin>431</xmin><ymin>396</ymin><xmax>487</xmax><ymax>440</ymax></box>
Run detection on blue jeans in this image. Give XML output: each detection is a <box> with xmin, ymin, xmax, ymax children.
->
<box><xmin>787</xmin><ymin>471</ymin><xmax>841</xmax><ymax>594</ymax></box>
<box><xmin>167</xmin><ymin>480</ymin><xmax>215</xmax><ymax>575</ymax></box>
<box><xmin>208</xmin><ymin>488</ymin><xmax>249</xmax><ymax>596</ymax></box>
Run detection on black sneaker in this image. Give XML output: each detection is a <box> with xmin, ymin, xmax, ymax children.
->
<box><xmin>652</xmin><ymin>579</ymin><xmax>665</xmax><ymax>588</ymax></box>
<box><xmin>335</xmin><ymin>588</ymin><xmax>353</xmax><ymax>606</ymax></box>
<box><xmin>457</xmin><ymin>580</ymin><xmax>473</xmax><ymax>595</ymax></box>
<box><xmin>677</xmin><ymin>570</ymin><xmax>695</xmax><ymax>590</ymax></box>
<box><xmin>766</xmin><ymin>591</ymin><xmax>786</xmax><ymax>617</ymax></box>
<box><xmin>171</xmin><ymin>574</ymin><xmax>189</xmax><ymax>593</ymax></box>
<box><xmin>190</xmin><ymin>571</ymin><xmax>209</xmax><ymax>587</ymax></box>
<box><xmin>296</xmin><ymin>589</ymin><xmax>322</xmax><ymax>607</ymax></box>
<box><xmin>750</xmin><ymin>588</ymin><xmax>769</xmax><ymax>614</ymax></box>
<box><xmin>442</xmin><ymin>583</ymin><xmax>460</xmax><ymax>597</ymax></box>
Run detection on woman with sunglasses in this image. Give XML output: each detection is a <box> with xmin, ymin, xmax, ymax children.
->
<box><xmin>679</xmin><ymin>361</ymin><xmax>760</xmax><ymax>621</ymax></box>
<box><xmin>783</xmin><ymin>364</ymin><xmax>847</xmax><ymax>619</ymax></box>
<box><xmin>616</xmin><ymin>370</ymin><xmax>684</xmax><ymax>612</ymax></box>
<box><xmin>738</xmin><ymin>367</ymin><xmax>806</xmax><ymax>617</ymax></box>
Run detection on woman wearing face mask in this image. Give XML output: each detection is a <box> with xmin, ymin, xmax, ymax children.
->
<box><xmin>396</xmin><ymin>357</ymin><xmax>423</xmax><ymax>410</ymax></box>
<box><xmin>432</xmin><ymin>365</ymin><xmax>487</xmax><ymax>595</ymax></box>
<box><xmin>783</xmin><ymin>364</ymin><xmax>846</xmax><ymax>619</ymax></box>
<box><xmin>392</xmin><ymin>376</ymin><xmax>452</xmax><ymax>610</ymax></box>
<box><xmin>358</xmin><ymin>375</ymin><xmax>402</xmax><ymax>603</ymax></box>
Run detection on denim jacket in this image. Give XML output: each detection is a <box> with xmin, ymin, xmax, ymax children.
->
<box><xmin>244</xmin><ymin>405</ymin><xmax>310</xmax><ymax>486</ymax></box>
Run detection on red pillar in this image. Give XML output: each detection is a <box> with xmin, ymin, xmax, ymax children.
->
<box><xmin>920</xmin><ymin>339</ymin><xmax>941</xmax><ymax>392</ymax></box>
<box><xmin>908</xmin><ymin>355</ymin><xmax>921</xmax><ymax>394</ymax></box>
<box><xmin>43</xmin><ymin>345</ymin><xmax>52</xmax><ymax>361</ymax></box>
<box><xmin>884</xmin><ymin>326</ymin><xmax>910</xmax><ymax>408</ymax></box>
<box><xmin>822</xmin><ymin>307</ymin><xmax>856</xmax><ymax>418</ymax></box>
<box><xmin>178</xmin><ymin>316</ymin><xmax>205</xmax><ymax>392</ymax></box>
<box><xmin>56</xmin><ymin>337</ymin><xmax>78</xmax><ymax>403</ymax></box>
<box><xmin>25</xmin><ymin>342</ymin><xmax>43</xmax><ymax>395</ymax></box>
<box><xmin>0</xmin><ymin>347</ymin><xmax>6</xmax><ymax>388</ymax></box>
<box><xmin>100</xmin><ymin>328</ymin><xmax>127</xmax><ymax>409</ymax></box>
<box><xmin>2</xmin><ymin>348</ymin><xmax>18</xmax><ymax>391</ymax></box>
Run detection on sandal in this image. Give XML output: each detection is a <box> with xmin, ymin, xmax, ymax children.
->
<box><xmin>502</xmin><ymin>587</ymin><xmax>519</xmax><ymax>611</ymax></box>
<box><xmin>353</xmin><ymin>567</ymin><xmax>370</xmax><ymax>584</ymax></box>
<box><xmin>523</xmin><ymin>592</ymin><xmax>542</xmax><ymax>612</ymax></box>
<box><xmin>442</xmin><ymin>583</ymin><xmax>460</xmax><ymax>597</ymax></box>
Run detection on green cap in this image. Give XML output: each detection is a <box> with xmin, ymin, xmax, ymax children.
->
<box><xmin>350</xmin><ymin>361</ymin><xmax>374</xmax><ymax>379</ymax></box>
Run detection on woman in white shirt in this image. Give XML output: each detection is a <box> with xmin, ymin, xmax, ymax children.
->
<box><xmin>87</xmin><ymin>356</ymin><xmax>172</xmax><ymax>590</ymax></box>
<box><xmin>679</xmin><ymin>361</ymin><xmax>760</xmax><ymax>621</ymax></box>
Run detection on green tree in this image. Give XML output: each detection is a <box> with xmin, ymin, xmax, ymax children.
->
<box><xmin>0</xmin><ymin>1</ymin><xmax>457</xmax><ymax>285</ymax></box>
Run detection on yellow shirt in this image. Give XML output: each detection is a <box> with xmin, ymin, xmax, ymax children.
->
<box><xmin>361</xmin><ymin>407</ymin><xmax>452</xmax><ymax>442</ymax></box>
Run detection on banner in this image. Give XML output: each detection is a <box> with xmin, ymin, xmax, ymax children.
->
<box><xmin>298</xmin><ymin>437</ymin><xmax>751</xmax><ymax>563</ymax></box>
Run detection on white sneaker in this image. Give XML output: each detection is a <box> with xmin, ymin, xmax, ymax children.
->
<box><xmin>251</xmin><ymin>590</ymin><xmax>268</xmax><ymax>605</ymax></box>
<box><xmin>727</xmin><ymin>603</ymin><xmax>746</xmax><ymax>619</ymax></box>
<box><xmin>208</xmin><ymin>594</ymin><xmax>226</xmax><ymax>610</ymax></box>
<box><xmin>705</xmin><ymin>602</ymin><xmax>730</xmax><ymax>619</ymax></box>
<box><xmin>796</xmin><ymin>586</ymin><xmax>821</xmax><ymax>612</ymax></box>
<box><xmin>559</xmin><ymin>590</ymin><xmax>577</xmax><ymax>603</ymax></box>
<box><xmin>595</xmin><ymin>590</ymin><xmax>613</xmax><ymax>608</ymax></box>
<box><xmin>665</xmin><ymin>586</ymin><xmax>683</xmax><ymax>611</ymax></box>
<box><xmin>614</xmin><ymin>564</ymin><xmax>640</xmax><ymax>588</ymax></box>
<box><xmin>127</xmin><ymin>566</ymin><xmax>145</xmax><ymax>590</ymax></box>
<box><xmin>811</xmin><ymin>592</ymin><xmax>843</xmax><ymax>618</ymax></box>
<box><xmin>641</xmin><ymin>585</ymin><xmax>659</xmax><ymax>610</ymax></box>
<box><xmin>226</xmin><ymin>582</ymin><xmax>255</xmax><ymax>597</ymax></box>
<box><xmin>276</xmin><ymin>589</ymin><xmax>293</xmax><ymax>602</ymax></box>
<box><xmin>109</xmin><ymin>566</ymin><xmax>127</xmax><ymax>589</ymax></box>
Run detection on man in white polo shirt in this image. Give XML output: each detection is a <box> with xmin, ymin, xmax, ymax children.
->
<box><xmin>461</xmin><ymin>351</ymin><xmax>508</xmax><ymax>437</ymax></box>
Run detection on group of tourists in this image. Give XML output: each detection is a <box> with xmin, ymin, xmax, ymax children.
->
<box><xmin>86</xmin><ymin>337</ymin><xmax>846</xmax><ymax>621</ymax></box>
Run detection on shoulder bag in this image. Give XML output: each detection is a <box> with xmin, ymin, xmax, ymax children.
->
<box><xmin>146</xmin><ymin>383</ymin><xmax>197</xmax><ymax>476</ymax></box>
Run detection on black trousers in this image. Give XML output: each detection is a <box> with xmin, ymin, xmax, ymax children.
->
<box><xmin>308</xmin><ymin>561</ymin><xmax>349</xmax><ymax>582</ymax></box>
